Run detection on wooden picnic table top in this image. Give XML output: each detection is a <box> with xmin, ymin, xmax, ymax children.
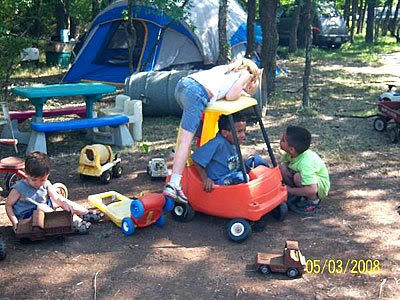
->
<box><xmin>11</xmin><ymin>82</ymin><xmax>116</xmax><ymax>99</ymax></box>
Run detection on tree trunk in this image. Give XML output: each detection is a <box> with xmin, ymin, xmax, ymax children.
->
<box><xmin>389</xmin><ymin>0</ymin><xmax>400</xmax><ymax>36</ymax></box>
<box><xmin>245</xmin><ymin>0</ymin><xmax>256</xmax><ymax>58</ymax></box>
<box><xmin>303</xmin><ymin>0</ymin><xmax>312</xmax><ymax>108</ymax></box>
<box><xmin>217</xmin><ymin>0</ymin><xmax>229</xmax><ymax>64</ymax></box>
<box><xmin>92</xmin><ymin>0</ymin><xmax>101</xmax><ymax>20</ymax></box>
<box><xmin>344</xmin><ymin>0</ymin><xmax>351</xmax><ymax>28</ymax></box>
<box><xmin>289</xmin><ymin>3</ymin><xmax>300</xmax><ymax>53</ymax></box>
<box><xmin>382</xmin><ymin>0</ymin><xmax>393</xmax><ymax>36</ymax></box>
<box><xmin>357</xmin><ymin>0</ymin><xmax>367</xmax><ymax>34</ymax></box>
<box><xmin>350</xmin><ymin>0</ymin><xmax>358</xmax><ymax>43</ymax></box>
<box><xmin>365</xmin><ymin>0</ymin><xmax>375</xmax><ymax>44</ymax></box>
<box><xmin>260</xmin><ymin>0</ymin><xmax>278</xmax><ymax>97</ymax></box>
<box><xmin>55</xmin><ymin>0</ymin><xmax>71</xmax><ymax>37</ymax></box>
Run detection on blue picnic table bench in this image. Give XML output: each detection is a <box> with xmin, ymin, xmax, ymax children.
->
<box><xmin>10</xmin><ymin>83</ymin><xmax>133</xmax><ymax>154</ymax></box>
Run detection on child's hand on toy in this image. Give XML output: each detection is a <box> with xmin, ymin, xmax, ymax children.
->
<box><xmin>203</xmin><ymin>178</ymin><xmax>214</xmax><ymax>192</ymax></box>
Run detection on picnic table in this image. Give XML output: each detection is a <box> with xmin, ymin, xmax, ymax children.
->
<box><xmin>11</xmin><ymin>82</ymin><xmax>116</xmax><ymax>121</ymax></box>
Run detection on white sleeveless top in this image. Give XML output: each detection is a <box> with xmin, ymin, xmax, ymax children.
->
<box><xmin>189</xmin><ymin>65</ymin><xmax>243</xmax><ymax>103</ymax></box>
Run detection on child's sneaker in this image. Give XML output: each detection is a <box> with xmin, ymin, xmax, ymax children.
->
<box><xmin>290</xmin><ymin>198</ymin><xmax>321</xmax><ymax>214</ymax></box>
<box><xmin>163</xmin><ymin>183</ymin><xmax>188</xmax><ymax>204</ymax></box>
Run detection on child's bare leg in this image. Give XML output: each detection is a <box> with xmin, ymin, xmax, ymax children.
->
<box><xmin>172</xmin><ymin>128</ymin><xmax>195</xmax><ymax>175</ymax></box>
<box><xmin>293</xmin><ymin>173</ymin><xmax>318</xmax><ymax>200</ymax></box>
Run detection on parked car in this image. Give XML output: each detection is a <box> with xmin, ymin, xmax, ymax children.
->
<box><xmin>277</xmin><ymin>3</ymin><xmax>349</xmax><ymax>49</ymax></box>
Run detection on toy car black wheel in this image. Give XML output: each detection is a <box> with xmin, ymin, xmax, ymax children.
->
<box><xmin>373</xmin><ymin>116</ymin><xmax>387</xmax><ymax>132</ymax></box>
<box><xmin>286</xmin><ymin>267</ymin><xmax>300</xmax><ymax>278</ymax></box>
<box><xmin>121</xmin><ymin>217</ymin><xmax>135</xmax><ymax>236</ymax></box>
<box><xmin>155</xmin><ymin>215</ymin><xmax>166</xmax><ymax>228</ymax></box>
<box><xmin>112</xmin><ymin>163</ymin><xmax>123</xmax><ymax>178</ymax></box>
<box><xmin>252</xmin><ymin>216</ymin><xmax>267</xmax><ymax>232</ymax></box>
<box><xmin>171</xmin><ymin>202</ymin><xmax>195</xmax><ymax>222</ymax></box>
<box><xmin>53</xmin><ymin>182</ymin><xmax>68</xmax><ymax>199</ymax></box>
<box><xmin>79</xmin><ymin>174</ymin><xmax>88</xmax><ymax>181</ymax></box>
<box><xmin>390</xmin><ymin>126</ymin><xmax>399</xmax><ymax>143</ymax></box>
<box><xmin>130</xmin><ymin>199</ymin><xmax>145</xmax><ymax>219</ymax></box>
<box><xmin>272</xmin><ymin>202</ymin><xmax>288</xmax><ymax>221</ymax></box>
<box><xmin>0</xmin><ymin>236</ymin><xmax>6</xmax><ymax>260</ymax></box>
<box><xmin>258</xmin><ymin>264</ymin><xmax>271</xmax><ymax>275</ymax></box>
<box><xmin>381</xmin><ymin>97</ymin><xmax>392</xmax><ymax>102</ymax></box>
<box><xmin>227</xmin><ymin>218</ymin><xmax>251</xmax><ymax>243</ymax></box>
<box><xmin>100</xmin><ymin>170</ymin><xmax>112</xmax><ymax>184</ymax></box>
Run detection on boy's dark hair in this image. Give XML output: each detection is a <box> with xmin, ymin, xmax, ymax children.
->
<box><xmin>218</xmin><ymin>113</ymin><xmax>246</xmax><ymax>132</ymax></box>
<box><xmin>286</xmin><ymin>125</ymin><xmax>311</xmax><ymax>154</ymax></box>
<box><xmin>25</xmin><ymin>151</ymin><xmax>51</xmax><ymax>177</ymax></box>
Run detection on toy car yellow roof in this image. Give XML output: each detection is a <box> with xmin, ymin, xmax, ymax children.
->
<box><xmin>205</xmin><ymin>96</ymin><xmax>258</xmax><ymax>115</ymax></box>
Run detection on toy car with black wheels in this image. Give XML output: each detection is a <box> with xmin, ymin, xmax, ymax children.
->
<box><xmin>78</xmin><ymin>144</ymin><xmax>123</xmax><ymax>184</ymax></box>
<box><xmin>256</xmin><ymin>240</ymin><xmax>306</xmax><ymax>279</ymax></box>
<box><xmin>147</xmin><ymin>158</ymin><xmax>168</xmax><ymax>179</ymax></box>
<box><xmin>378</xmin><ymin>84</ymin><xmax>400</xmax><ymax>102</ymax></box>
<box><xmin>168</xmin><ymin>97</ymin><xmax>288</xmax><ymax>243</ymax></box>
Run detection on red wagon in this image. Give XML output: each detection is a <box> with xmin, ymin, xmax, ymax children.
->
<box><xmin>373</xmin><ymin>101</ymin><xmax>400</xmax><ymax>143</ymax></box>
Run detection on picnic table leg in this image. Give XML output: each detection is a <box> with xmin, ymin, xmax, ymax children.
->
<box><xmin>31</xmin><ymin>98</ymin><xmax>47</xmax><ymax>120</ymax></box>
<box><xmin>26</xmin><ymin>131</ymin><xmax>47</xmax><ymax>155</ymax></box>
<box><xmin>84</xmin><ymin>95</ymin><xmax>103</xmax><ymax>119</ymax></box>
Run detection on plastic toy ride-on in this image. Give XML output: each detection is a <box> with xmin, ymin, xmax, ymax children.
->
<box><xmin>378</xmin><ymin>84</ymin><xmax>400</xmax><ymax>102</ymax></box>
<box><xmin>88</xmin><ymin>191</ymin><xmax>174</xmax><ymax>236</ymax></box>
<box><xmin>147</xmin><ymin>158</ymin><xmax>168</xmax><ymax>179</ymax></box>
<box><xmin>78</xmin><ymin>144</ymin><xmax>123</xmax><ymax>184</ymax></box>
<box><xmin>256</xmin><ymin>240</ymin><xmax>306</xmax><ymax>279</ymax></box>
<box><xmin>168</xmin><ymin>97</ymin><xmax>288</xmax><ymax>243</ymax></box>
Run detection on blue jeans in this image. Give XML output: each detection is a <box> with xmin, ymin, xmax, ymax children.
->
<box><xmin>175</xmin><ymin>77</ymin><xmax>210</xmax><ymax>134</ymax></box>
<box><xmin>214</xmin><ymin>155</ymin><xmax>269</xmax><ymax>185</ymax></box>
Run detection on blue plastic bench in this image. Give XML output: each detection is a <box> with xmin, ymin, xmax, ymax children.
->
<box><xmin>31</xmin><ymin>115</ymin><xmax>129</xmax><ymax>132</ymax></box>
<box><xmin>27</xmin><ymin>115</ymin><xmax>133</xmax><ymax>154</ymax></box>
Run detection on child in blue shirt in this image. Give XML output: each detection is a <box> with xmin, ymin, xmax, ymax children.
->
<box><xmin>192</xmin><ymin>113</ymin><xmax>268</xmax><ymax>192</ymax></box>
<box><xmin>6</xmin><ymin>151</ymin><xmax>91</xmax><ymax>231</ymax></box>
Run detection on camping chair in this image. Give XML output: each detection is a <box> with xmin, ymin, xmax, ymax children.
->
<box><xmin>0</xmin><ymin>102</ymin><xmax>18</xmax><ymax>153</ymax></box>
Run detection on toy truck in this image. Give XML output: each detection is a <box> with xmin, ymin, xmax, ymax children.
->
<box><xmin>255</xmin><ymin>240</ymin><xmax>306</xmax><ymax>279</ymax></box>
<box><xmin>14</xmin><ymin>210</ymin><xmax>83</xmax><ymax>242</ymax></box>
<box><xmin>147</xmin><ymin>158</ymin><xmax>168</xmax><ymax>178</ymax></box>
<box><xmin>78</xmin><ymin>144</ymin><xmax>122</xmax><ymax>184</ymax></box>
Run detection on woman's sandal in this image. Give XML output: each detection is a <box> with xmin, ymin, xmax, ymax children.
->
<box><xmin>82</xmin><ymin>211</ymin><xmax>104</xmax><ymax>223</ymax></box>
<box><xmin>73</xmin><ymin>220</ymin><xmax>91</xmax><ymax>234</ymax></box>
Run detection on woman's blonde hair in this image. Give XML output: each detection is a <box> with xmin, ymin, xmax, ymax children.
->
<box><xmin>228</xmin><ymin>58</ymin><xmax>261</xmax><ymax>95</ymax></box>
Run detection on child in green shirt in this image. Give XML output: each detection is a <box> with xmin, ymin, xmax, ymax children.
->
<box><xmin>279</xmin><ymin>125</ymin><xmax>330</xmax><ymax>214</ymax></box>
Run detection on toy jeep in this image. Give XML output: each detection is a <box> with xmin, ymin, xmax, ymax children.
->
<box><xmin>256</xmin><ymin>240</ymin><xmax>306</xmax><ymax>278</ymax></box>
<box><xmin>14</xmin><ymin>210</ymin><xmax>78</xmax><ymax>242</ymax></box>
<box><xmin>379</xmin><ymin>84</ymin><xmax>400</xmax><ymax>102</ymax></box>
<box><xmin>147</xmin><ymin>158</ymin><xmax>168</xmax><ymax>178</ymax></box>
<box><xmin>78</xmin><ymin>144</ymin><xmax>122</xmax><ymax>184</ymax></box>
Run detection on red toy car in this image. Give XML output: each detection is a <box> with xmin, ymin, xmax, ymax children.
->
<box><xmin>168</xmin><ymin>97</ymin><xmax>288</xmax><ymax>243</ymax></box>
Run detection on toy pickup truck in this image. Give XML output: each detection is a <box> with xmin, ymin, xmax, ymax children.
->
<box><xmin>255</xmin><ymin>240</ymin><xmax>306</xmax><ymax>278</ymax></box>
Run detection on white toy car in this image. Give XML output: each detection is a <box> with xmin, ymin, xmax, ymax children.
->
<box><xmin>147</xmin><ymin>158</ymin><xmax>168</xmax><ymax>178</ymax></box>
<box><xmin>379</xmin><ymin>84</ymin><xmax>400</xmax><ymax>102</ymax></box>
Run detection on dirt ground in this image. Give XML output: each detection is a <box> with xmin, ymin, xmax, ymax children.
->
<box><xmin>0</xmin><ymin>52</ymin><xmax>399</xmax><ymax>299</ymax></box>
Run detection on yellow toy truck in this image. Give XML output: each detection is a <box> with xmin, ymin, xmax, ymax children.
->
<box><xmin>78</xmin><ymin>144</ymin><xmax>122</xmax><ymax>184</ymax></box>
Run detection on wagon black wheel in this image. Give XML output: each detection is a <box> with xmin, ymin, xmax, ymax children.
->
<box><xmin>390</xmin><ymin>126</ymin><xmax>399</xmax><ymax>143</ymax></box>
<box><xmin>259</xmin><ymin>264</ymin><xmax>271</xmax><ymax>275</ymax></box>
<box><xmin>272</xmin><ymin>202</ymin><xmax>288</xmax><ymax>221</ymax></box>
<box><xmin>5</xmin><ymin>173</ymin><xmax>21</xmax><ymax>191</ymax></box>
<box><xmin>373</xmin><ymin>117</ymin><xmax>387</xmax><ymax>132</ymax></box>
<box><xmin>0</xmin><ymin>237</ymin><xmax>6</xmax><ymax>260</ymax></box>
<box><xmin>100</xmin><ymin>170</ymin><xmax>112</xmax><ymax>184</ymax></box>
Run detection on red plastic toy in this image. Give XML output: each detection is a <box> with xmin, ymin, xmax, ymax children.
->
<box><xmin>373</xmin><ymin>100</ymin><xmax>400</xmax><ymax>143</ymax></box>
<box><xmin>167</xmin><ymin>97</ymin><xmax>288</xmax><ymax>243</ymax></box>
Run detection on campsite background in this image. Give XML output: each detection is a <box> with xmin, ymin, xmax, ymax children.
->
<box><xmin>1</xmin><ymin>0</ymin><xmax>400</xmax><ymax>299</ymax></box>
